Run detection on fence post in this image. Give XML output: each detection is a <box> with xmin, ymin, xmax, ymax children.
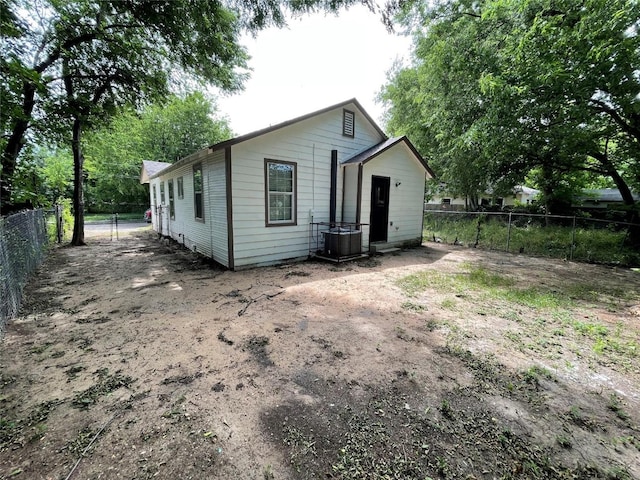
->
<box><xmin>506</xmin><ymin>212</ymin><xmax>512</xmax><ymax>253</ymax></box>
<box><xmin>570</xmin><ymin>216</ymin><xmax>576</xmax><ymax>261</ymax></box>
<box><xmin>110</xmin><ymin>212</ymin><xmax>119</xmax><ymax>241</ymax></box>
<box><xmin>55</xmin><ymin>204</ymin><xmax>63</xmax><ymax>243</ymax></box>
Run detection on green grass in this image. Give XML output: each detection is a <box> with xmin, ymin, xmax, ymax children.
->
<box><xmin>424</xmin><ymin>213</ymin><xmax>640</xmax><ymax>266</ymax></box>
<box><xmin>85</xmin><ymin>212</ymin><xmax>145</xmax><ymax>222</ymax></box>
<box><xmin>397</xmin><ymin>262</ymin><xmax>639</xmax><ymax>365</ymax></box>
<box><xmin>397</xmin><ymin>264</ymin><xmax>567</xmax><ymax>309</ymax></box>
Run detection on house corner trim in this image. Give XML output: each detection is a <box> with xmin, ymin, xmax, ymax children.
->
<box><xmin>225</xmin><ymin>147</ymin><xmax>234</xmax><ymax>270</ymax></box>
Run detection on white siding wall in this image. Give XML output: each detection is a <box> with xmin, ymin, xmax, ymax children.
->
<box><xmin>428</xmin><ymin>195</ymin><xmax>468</xmax><ymax>207</ymax></box>
<box><xmin>361</xmin><ymin>144</ymin><xmax>428</xmax><ymax>248</ymax></box>
<box><xmin>342</xmin><ymin>164</ymin><xmax>359</xmax><ymax>223</ymax></box>
<box><xmin>230</xmin><ymin>105</ymin><xmax>383</xmax><ymax>268</ymax></box>
<box><xmin>152</xmin><ymin>150</ymin><xmax>230</xmax><ymax>268</ymax></box>
<box><xmin>208</xmin><ymin>151</ymin><xmax>229</xmax><ymax>267</ymax></box>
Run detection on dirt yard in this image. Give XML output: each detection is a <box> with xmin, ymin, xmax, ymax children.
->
<box><xmin>1</xmin><ymin>229</ymin><xmax>639</xmax><ymax>480</ymax></box>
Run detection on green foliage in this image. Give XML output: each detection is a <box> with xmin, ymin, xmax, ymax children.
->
<box><xmin>83</xmin><ymin>92</ymin><xmax>231</xmax><ymax>212</ymax></box>
<box><xmin>11</xmin><ymin>147</ymin><xmax>73</xmax><ymax>208</ymax></box>
<box><xmin>137</xmin><ymin>92</ymin><xmax>233</xmax><ymax>163</ymax></box>
<box><xmin>1</xmin><ymin>0</ymin><xmax>377</xmax><ymax>214</ymax></box>
<box><xmin>382</xmin><ymin>0</ymin><xmax>640</xmax><ymax>218</ymax></box>
<box><xmin>46</xmin><ymin>198</ymin><xmax>73</xmax><ymax>243</ymax></box>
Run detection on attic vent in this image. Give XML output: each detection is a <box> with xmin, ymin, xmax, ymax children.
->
<box><xmin>343</xmin><ymin>109</ymin><xmax>355</xmax><ymax>138</ymax></box>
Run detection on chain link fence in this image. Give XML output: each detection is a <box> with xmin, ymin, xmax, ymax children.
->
<box><xmin>1</xmin><ymin>209</ymin><xmax>49</xmax><ymax>333</ymax></box>
<box><xmin>423</xmin><ymin>210</ymin><xmax>640</xmax><ymax>266</ymax></box>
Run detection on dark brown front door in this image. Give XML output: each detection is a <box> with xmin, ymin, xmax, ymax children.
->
<box><xmin>370</xmin><ymin>176</ymin><xmax>390</xmax><ymax>242</ymax></box>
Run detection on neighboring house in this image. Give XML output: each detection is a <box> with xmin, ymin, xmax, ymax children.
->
<box><xmin>574</xmin><ymin>188</ymin><xmax>640</xmax><ymax>210</ymax></box>
<box><xmin>140</xmin><ymin>160</ymin><xmax>172</xmax><ymax>184</ymax></box>
<box><xmin>425</xmin><ymin>185</ymin><xmax>539</xmax><ymax>211</ymax></box>
<box><xmin>140</xmin><ymin>99</ymin><xmax>434</xmax><ymax>270</ymax></box>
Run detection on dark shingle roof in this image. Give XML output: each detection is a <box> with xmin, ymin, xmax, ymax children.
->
<box><xmin>342</xmin><ymin>136</ymin><xmax>435</xmax><ymax>178</ymax></box>
<box><xmin>140</xmin><ymin>160</ymin><xmax>172</xmax><ymax>183</ymax></box>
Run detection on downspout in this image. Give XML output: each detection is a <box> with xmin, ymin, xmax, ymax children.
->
<box><xmin>208</xmin><ymin>163</ymin><xmax>214</xmax><ymax>262</ymax></box>
<box><xmin>356</xmin><ymin>163</ymin><xmax>363</xmax><ymax>225</ymax></box>
<box><xmin>330</xmin><ymin>150</ymin><xmax>338</xmax><ymax>225</ymax></box>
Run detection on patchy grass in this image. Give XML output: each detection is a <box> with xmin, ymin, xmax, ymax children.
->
<box><xmin>264</xmin><ymin>346</ymin><xmax>636</xmax><ymax>479</ymax></box>
<box><xmin>401</xmin><ymin>301</ymin><xmax>426</xmax><ymax>312</ymax></box>
<box><xmin>396</xmin><ymin>262</ymin><xmax>639</xmax><ymax>369</ymax></box>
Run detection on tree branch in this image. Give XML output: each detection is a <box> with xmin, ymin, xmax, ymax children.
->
<box><xmin>590</xmin><ymin>99</ymin><xmax>640</xmax><ymax>144</ymax></box>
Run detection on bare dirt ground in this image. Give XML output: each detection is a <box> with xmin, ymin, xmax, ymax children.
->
<box><xmin>1</xmin><ymin>229</ymin><xmax>639</xmax><ymax>480</ymax></box>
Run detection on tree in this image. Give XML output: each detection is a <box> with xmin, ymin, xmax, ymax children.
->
<box><xmin>83</xmin><ymin>93</ymin><xmax>231</xmax><ymax>211</ymax></box>
<box><xmin>382</xmin><ymin>0</ymin><xmax>640</xmax><ymax>229</ymax></box>
<box><xmin>380</xmin><ymin>0</ymin><xmax>503</xmax><ymax>209</ymax></box>
<box><xmin>10</xmin><ymin>146</ymin><xmax>73</xmax><ymax>207</ymax></box>
<box><xmin>1</xmin><ymin>0</ymin><xmax>380</xmax><ymax>245</ymax></box>
<box><xmin>138</xmin><ymin>92</ymin><xmax>233</xmax><ymax>164</ymax></box>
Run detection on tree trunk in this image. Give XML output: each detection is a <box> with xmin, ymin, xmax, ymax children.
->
<box><xmin>0</xmin><ymin>82</ymin><xmax>37</xmax><ymax>214</ymax></box>
<box><xmin>71</xmin><ymin>117</ymin><xmax>85</xmax><ymax>246</ymax></box>
<box><xmin>592</xmin><ymin>150</ymin><xmax>640</xmax><ymax>246</ymax></box>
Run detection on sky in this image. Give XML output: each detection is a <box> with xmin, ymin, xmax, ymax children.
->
<box><xmin>215</xmin><ymin>5</ymin><xmax>413</xmax><ymax>136</ymax></box>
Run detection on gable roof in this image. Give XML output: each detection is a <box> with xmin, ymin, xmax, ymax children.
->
<box><xmin>149</xmin><ymin>99</ymin><xmax>388</xmax><ymax>180</ymax></box>
<box><xmin>208</xmin><ymin>98</ymin><xmax>387</xmax><ymax>152</ymax></box>
<box><xmin>342</xmin><ymin>136</ymin><xmax>435</xmax><ymax>178</ymax></box>
<box><xmin>140</xmin><ymin>160</ymin><xmax>171</xmax><ymax>184</ymax></box>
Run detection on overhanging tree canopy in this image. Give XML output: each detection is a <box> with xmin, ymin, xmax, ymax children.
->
<box><xmin>382</xmin><ymin>0</ymin><xmax>640</xmax><ymax>220</ymax></box>
<box><xmin>1</xmin><ymin>0</ymin><xmax>381</xmax><ymax>245</ymax></box>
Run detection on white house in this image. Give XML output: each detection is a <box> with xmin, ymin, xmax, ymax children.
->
<box><xmin>426</xmin><ymin>185</ymin><xmax>539</xmax><ymax>210</ymax></box>
<box><xmin>141</xmin><ymin>99</ymin><xmax>434</xmax><ymax>270</ymax></box>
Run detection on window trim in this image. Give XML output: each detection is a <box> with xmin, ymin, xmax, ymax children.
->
<box><xmin>159</xmin><ymin>181</ymin><xmax>165</xmax><ymax>204</ymax></box>
<box><xmin>264</xmin><ymin>159</ymin><xmax>297</xmax><ymax>227</ymax></box>
<box><xmin>342</xmin><ymin>109</ymin><xmax>355</xmax><ymax>138</ymax></box>
<box><xmin>193</xmin><ymin>163</ymin><xmax>204</xmax><ymax>222</ymax></box>
<box><xmin>177</xmin><ymin>176</ymin><xmax>184</xmax><ymax>199</ymax></box>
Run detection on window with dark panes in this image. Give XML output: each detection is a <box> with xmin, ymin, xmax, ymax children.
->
<box><xmin>265</xmin><ymin>160</ymin><xmax>296</xmax><ymax>225</ymax></box>
<box><xmin>177</xmin><ymin>177</ymin><xmax>184</xmax><ymax>199</ymax></box>
<box><xmin>168</xmin><ymin>179</ymin><xmax>175</xmax><ymax>219</ymax></box>
<box><xmin>160</xmin><ymin>181</ymin><xmax>165</xmax><ymax>204</ymax></box>
<box><xmin>193</xmin><ymin>164</ymin><xmax>204</xmax><ymax>221</ymax></box>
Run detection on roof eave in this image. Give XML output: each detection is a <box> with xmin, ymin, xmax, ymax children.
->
<box><xmin>346</xmin><ymin>137</ymin><xmax>435</xmax><ymax>179</ymax></box>
<box><xmin>208</xmin><ymin>98</ymin><xmax>387</xmax><ymax>152</ymax></box>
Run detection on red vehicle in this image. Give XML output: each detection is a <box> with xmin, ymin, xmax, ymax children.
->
<box><xmin>144</xmin><ymin>208</ymin><xmax>152</xmax><ymax>223</ymax></box>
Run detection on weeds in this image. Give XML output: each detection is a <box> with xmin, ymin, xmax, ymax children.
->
<box><xmin>423</xmin><ymin>213</ymin><xmax>639</xmax><ymax>265</ymax></box>
<box><xmin>401</xmin><ymin>301</ymin><xmax>426</xmax><ymax>312</ymax></box>
<box><xmin>29</xmin><ymin>342</ymin><xmax>53</xmax><ymax>355</ymax></box>
<box><xmin>607</xmin><ymin>394</ymin><xmax>630</xmax><ymax>422</ymax></box>
<box><xmin>71</xmin><ymin>370</ymin><xmax>135</xmax><ymax>410</ymax></box>
<box><xmin>522</xmin><ymin>365</ymin><xmax>554</xmax><ymax>385</ymax></box>
<box><xmin>0</xmin><ymin>400</ymin><xmax>61</xmax><ymax>450</ymax></box>
<box><xmin>556</xmin><ymin>434</ymin><xmax>572</xmax><ymax>449</ymax></box>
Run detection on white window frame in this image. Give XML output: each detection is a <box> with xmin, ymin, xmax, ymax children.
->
<box><xmin>193</xmin><ymin>163</ymin><xmax>204</xmax><ymax>222</ymax></box>
<box><xmin>265</xmin><ymin>159</ymin><xmax>297</xmax><ymax>227</ymax></box>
